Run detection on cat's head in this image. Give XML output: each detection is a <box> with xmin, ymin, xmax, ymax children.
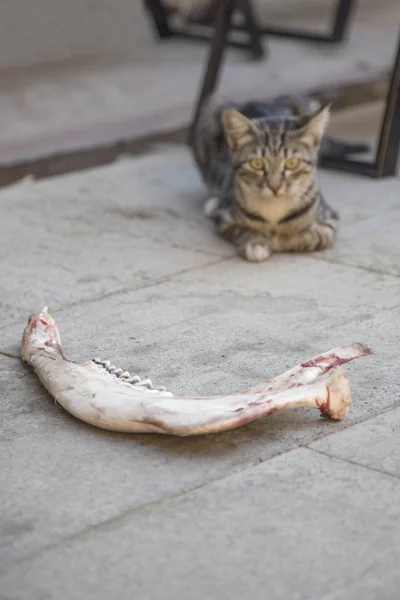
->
<box><xmin>222</xmin><ymin>105</ymin><xmax>330</xmax><ymax>204</ymax></box>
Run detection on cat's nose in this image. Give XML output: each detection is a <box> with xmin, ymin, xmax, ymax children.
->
<box><xmin>267</xmin><ymin>182</ymin><xmax>282</xmax><ymax>195</ymax></box>
<box><xmin>266</xmin><ymin>173</ymin><xmax>283</xmax><ymax>193</ymax></box>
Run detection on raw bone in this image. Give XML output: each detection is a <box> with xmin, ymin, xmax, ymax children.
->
<box><xmin>21</xmin><ymin>308</ymin><xmax>372</xmax><ymax>437</ymax></box>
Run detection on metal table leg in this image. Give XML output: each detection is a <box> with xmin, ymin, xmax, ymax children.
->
<box><xmin>320</xmin><ymin>31</ymin><xmax>400</xmax><ymax>178</ymax></box>
<box><xmin>375</xmin><ymin>34</ymin><xmax>400</xmax><ymax>177</ymax></box>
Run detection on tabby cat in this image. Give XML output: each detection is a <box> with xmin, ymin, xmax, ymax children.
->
<box><xmin>191</xmin><ymin>94</ymin><xmax>367</xmax><ymax>262</ymax></box>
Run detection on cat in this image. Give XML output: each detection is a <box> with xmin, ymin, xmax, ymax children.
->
<box><xmin>191</xmin><ymin>94</ymin><xmax>368</xmax><ymax>262</ymax></box>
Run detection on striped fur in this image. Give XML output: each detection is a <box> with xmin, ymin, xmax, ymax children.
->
<box><xmin>191</xmin><ymin>94</ymin><xmax>341</xmax><ymax>262</ymax></box>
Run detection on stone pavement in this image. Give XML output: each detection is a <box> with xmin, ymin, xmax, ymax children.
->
<box><xmin>1</xmin><ymin>137</ymin><xmax>400</xmax><ymax>599</ymax></box>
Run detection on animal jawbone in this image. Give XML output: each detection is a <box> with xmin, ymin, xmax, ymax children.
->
<box><xmin>21</xmin><ymin>308</ymin><xmax>372</xmax><ymax>437</ymax></box>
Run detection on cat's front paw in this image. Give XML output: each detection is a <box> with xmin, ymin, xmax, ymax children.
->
<box><xmin>240</xmin><ymin>240</ymin><xmax>271</xmax><ymax>263</ymax></box>
<box><xmin>203</xmin><ymin>196</ymin><xmax>220</xmax><ymax>218</ymax></box>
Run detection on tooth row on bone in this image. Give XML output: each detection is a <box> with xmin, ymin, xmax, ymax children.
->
<box><xmin>92</xmin><ymin>358</ymin><xmax>169</xmax><ymax>393</ymax></box>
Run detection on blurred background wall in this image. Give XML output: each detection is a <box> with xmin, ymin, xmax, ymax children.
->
<box><xmin>0</xmin><ymin>0</ymin><xmax>398</xmax><ymax>165</ymax></box>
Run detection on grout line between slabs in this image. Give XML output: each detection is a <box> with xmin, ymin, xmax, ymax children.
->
<box><xmin>303</xmin><ymin>402</ymin><xmax>400</xmax><ymax>447</ymax></box>
<box><xmin>307</xmin><ymin>446</ymin><xmax>400</xmax><ymax>482</ymax></box>
<box><xmin>2</xmin><ymin>248</ymin><xmax>400</xmax><ymax>341</ymax></box>
<box><xmin>3</xmin><ymin>416</ymin><xmax>400</xmax><ymax>571</ymax></box>
<box><xmin>309</xmin><ymin>253</ymin><xmax>400</xmax><ymax>279</ymax></box>
<box><xmin>0</xmin><ymin>254</ymin><xmax>236</xmax><ymax>338</ymax></box>
<box><xmin>0</xmin><ymin>446</ymin><xmax>302</xmax><ymax>571</ymax></box>
<box><xmin>0</xmin><ymin>351</ymin><xmax>19</xmax><ymax>360</ymax></box>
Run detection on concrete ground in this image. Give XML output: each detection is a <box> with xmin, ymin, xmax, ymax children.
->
<box><xmin>1</xmin><ymin>96</ymin><xmax>400</xmax><ymax>598</ymax></box>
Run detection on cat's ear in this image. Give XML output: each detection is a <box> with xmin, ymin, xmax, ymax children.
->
<box><xmin>222</xmin><ymin>108</ymin><xmax>257</xmax><ymax>151</ymax></box>
<box><xmin>296</xmin><ymin>104</ymin><xmax>331</xmax><ymax>147</ymax></box>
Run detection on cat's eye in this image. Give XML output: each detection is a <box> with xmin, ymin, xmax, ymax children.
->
<box><xmin>249</xmin><ymin>157</ymin><xmax>264</xmax><ymax>170</ymax></box>
<box><xmin>285</xmin><ymin>157</ymin><xmax>300</xmax><ymax>170</ymax></box>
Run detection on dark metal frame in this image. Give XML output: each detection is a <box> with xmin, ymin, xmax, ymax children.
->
<box><xmin>319</xmin><ymin>33</ymin><xmax>400</xmax><ymax>178</ymax></box>
<box><xmin>188</xmin><ymin>0</ymin><xmax>400</xmax><ymax>178</ymax></box>
<box><xmin>143</xmin><ymin>0</ymin><xmax>264</xmax><ymax>58</ymax></box>
<box><xmin>143</xmin><ymin>0</ymin><xmax>355</xmax><ymax>60</ymax></box>
<box><xmin>231</xmin><ymin>0</ymin><xmax>355</xmax><ymax>44</ymax></box>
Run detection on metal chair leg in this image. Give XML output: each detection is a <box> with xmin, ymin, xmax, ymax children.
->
<box><xmin>143</xmin><ymin>0</ymin><xmax>172</xmax><ymax>38</ymax></box>
<box><xmin>143</xmin><ymin>0</ymin><xmax>265</xmax><ymax>56</ymax></box>
<box><xmin>188</xmin><ymin>0</ymin><xmax>235</xmax><ymax>145</ymax></box>
<box><xmin>235</xmin><ymin>0</ymin><xmax>264</xmax><ymax>59</ymax></box>
<box><xmin>331</xmin><ymin>0</ymin><xmax>356</xmax><ymax>42</ymax></box>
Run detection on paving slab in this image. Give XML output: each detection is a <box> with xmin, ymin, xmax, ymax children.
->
<box><xmin>323</xmin><ymin>203</ymin><xmax>400</xmax><ymax>276</ymax></box>
<box><xmin>2</xmin><ymin>252</ymin><xmax>400</xmax><ymax>563</ymax></box>
<box><xmin>3</xmin><ymin>353</ymin><xmax>330</xmax><ymax>564</ymax></box>
<box><xmin>1</xmin><ymin>142</ymin><xmax>400</xmax><ymax>329</ymax></box>
<box><xmin>318</xmin><ymin>102</ymin><xmax>400</xmax><ymax>275</ymax></box>
<box><xmin>321</xmin><ymin>148</ymin><xmax>400</xmax><ymax>277</ymax></box>
<box><xmin>1</xmin><ymin>254</ymin><xmax>396</xmax><ymax>392</ymax></box>
<box><xmin>1</xmin><ymin>448</ymin><xmax>400</xmax><ymax>600</ymax></box>
<box><xmin>310</xmin><ymin>406</ymin><xmax>400</xmax><ymax>477</ymax></box>
<box><xmin>2</xmin><ymin>133</ymin><xmax>400</xmax><ymax>576</ymax></box>
<box><xmin>0</xmin><ymin>146</ymin><xmax>230</xmax><ymax>327</ymax></box>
